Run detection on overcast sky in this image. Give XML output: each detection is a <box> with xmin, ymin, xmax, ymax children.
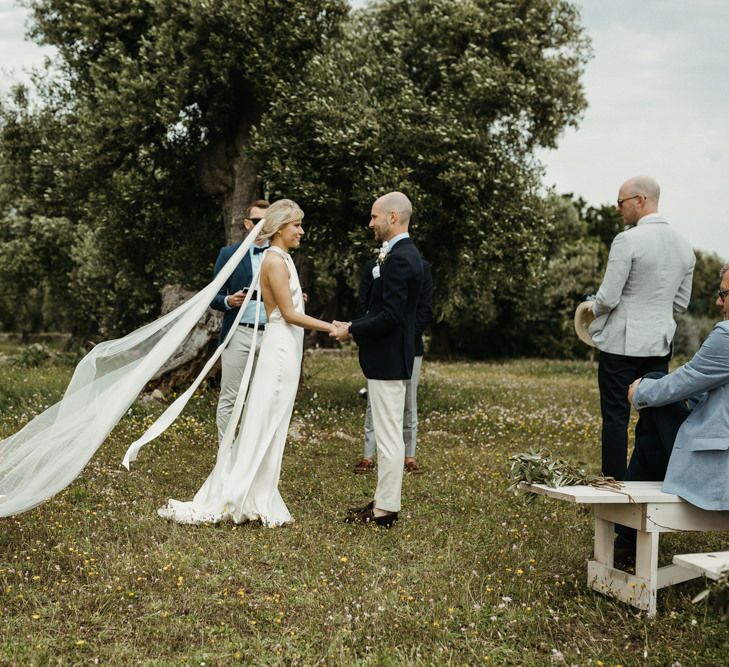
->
<box><xmin>538</xmin><ymin>0</ymin><xmax>729</xmax><ymax>262</ymax></box>
<box><xmin>2</xmin><ymin>0</ymin><xmax>728</xmax><ymax>261</ymax></box>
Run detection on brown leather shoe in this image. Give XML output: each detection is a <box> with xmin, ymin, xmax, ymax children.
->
<box><xmin>404</xmin><ymin>458</ymin><xmax>423</xmax><ymax>474</ymax></box>
<box><xmin>353</xmin><ymin>458</ymin><xmax>375</xmax><ymax>474</ymax></box>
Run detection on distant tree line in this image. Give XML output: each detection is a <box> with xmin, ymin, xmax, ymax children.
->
<box><xmin>0</xmin><ymin>0</ymin><xmax>721</xmax><ymax>358</ymax></box>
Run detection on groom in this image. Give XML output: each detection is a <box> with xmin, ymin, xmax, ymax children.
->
<box><xmin>333</xmin><ymin>191</ymin><xmax>424</xmax><ymax>527</ymax></box>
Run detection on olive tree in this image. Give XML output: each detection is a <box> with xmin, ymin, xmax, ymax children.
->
<box><xmin>0</xmin><ymin>0</ymin><xmax>347</xmax><ymax>335</ymax></box>
<box><xmin>252</xmin><ymin>0</ymin><xmax>591</xmax><ymax>353</ymax></box>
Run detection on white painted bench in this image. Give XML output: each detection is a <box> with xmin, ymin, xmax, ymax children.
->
<box><xmin>673</xmin><ymin>551</ymin><xmax>729</xmax><ymax>580</ymax></box>
<box><xmin>524</xmin><ymin>481</ymin><xmax>729</xmax><ymax>616</ymax></box>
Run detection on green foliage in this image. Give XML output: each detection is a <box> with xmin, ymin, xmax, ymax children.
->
<box><xmin>673</xmin><ymin>312</ymin><xmax>717</xmax><ymax>357</ymax></box>
<box><xmin>6</xmin><ymin>0</ymin><xmax>716</xmax><ymax>363</ymax></box>
<box><xmin>570</xmin><ymin>196</ymin><xmax>624</xmax><ymax>250</ymax></box>
<box><xmin>0</xmin><ymin>211</ymin><xmax>76</xmax><ymax>332</ymax></box>
<box><xmin>533</xmin><ymin>237</ymin><xmax>604</xmax><ymax>356</ymax></box>
<box><xmin>12</xmin><ymin>342</ymin><xmax>51</xmax><ymax>367</ymax></box>
<box><xmin>690</xmin><ymin>249</ymin><xmax>726</xmax><ymax>317</ymax></box>
<box><xmin>694</xmin><ymin>570</ymin><xmax>729</xmax><ymax>623</ymax></box>
<box><xmin>504</xmin><ymin>194</ymin><xmax>605</xmax><ymax>358</ymax></box>
<box><xmin>0</xmin><ymin>0</ymin><xmax>347</xmax><ymax>336</ymax></box>
<box><xmin>0</xmin><ymin>0</ymin><xmax>599</xmax><ymax>357</ymax></box>
<box><xmin>252</xmin><ymin>0</ymin><xmax>591</xmax><ymax>354</ymax></box>
<box><xmin>507</xmin><ymin>448</ymin><xmax>620</xmax><ymax>496</ymax></box>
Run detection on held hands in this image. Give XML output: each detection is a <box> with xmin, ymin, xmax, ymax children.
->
<box><xmin>627</xmin><ymin>378</ymin><xmax>641</xmax><ymax>408</ymax></box>
<box><xmin>330</xmin><ymin>320</ymin><xmax>352</xmax><ymax>343</ymax></box>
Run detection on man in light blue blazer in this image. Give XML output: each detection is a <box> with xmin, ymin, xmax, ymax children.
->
<box><xmin>588</xmin><ymin>176</ymin><xmax>695</xmax><ymax>480</ymax></box>
<box><xmin>627</xmin><ymin>263</ymin><xmax>729</xmax><ymax>509</ymax></box>
<box><xmin>614</xmin><ymin>264</ymin><xmax>729</xmax><ymax>564</ymax></box>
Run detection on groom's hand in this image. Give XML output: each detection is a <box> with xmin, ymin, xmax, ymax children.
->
<box><xmin>331</xmin><ymin>320</ymin><xmax>351</xmax><ymax>342</ymax></box>
<box><xmin>329</xmin><ymin>320</ymin><xmax>342</xmax><ymax>338</ymax></box>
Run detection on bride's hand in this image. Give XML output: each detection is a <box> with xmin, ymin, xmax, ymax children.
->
<box><xmin>331</xmin><ymin>321</ymin><xmax>351</xmax><ymax>342</ymax></box>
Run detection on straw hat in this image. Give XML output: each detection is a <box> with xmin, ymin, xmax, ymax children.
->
<box><xmin>574</xmin><ymin>301</ymin><xmax>596</xmax><ymax>347</ymax></box>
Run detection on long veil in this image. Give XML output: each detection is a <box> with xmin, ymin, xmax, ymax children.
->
<box><xmin>0</xmin><ymin>220</ymin><xmax>265</xmax><ymax>518</ymax></box>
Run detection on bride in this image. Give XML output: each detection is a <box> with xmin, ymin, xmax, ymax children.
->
<box><xmin>157</xmin><ymin>198</ymin><xmax>335</xmax><ymax>526</ymax></box>
<box><xmin>0</xmin><ymin>198</ymin><xmax>332</xmax><ymax>521</ymax></box>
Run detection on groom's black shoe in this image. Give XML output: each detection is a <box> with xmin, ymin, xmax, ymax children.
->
<box><xmin>344</xmin><ymin>503</ymin><xmax>398</xmax><ymax>528</ymax></box>
<box><xmin>372</xmin><ymin>511</ymin><xmax>399</xmax><ymax>528</ymax></box>
<box><xmin>345</xmin><ymin>500</ymin><xmax>374</xmax><ymax>518</ymax></box>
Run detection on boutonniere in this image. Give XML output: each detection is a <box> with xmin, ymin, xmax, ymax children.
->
<box><xmin>377</xmin><ymin>241</ymin><xmax>389</xmax><ymax>266</ymax></box>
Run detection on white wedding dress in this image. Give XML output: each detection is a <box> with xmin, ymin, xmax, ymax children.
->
<box><xmin>157</xmin><ymin>246</ymin><xmax>304</xmax><ymax>526</ymax></box>
<box><xmin>1</xmin><ymin>222</ymin><xmax>268</xmax><ymax>519</ymax></box>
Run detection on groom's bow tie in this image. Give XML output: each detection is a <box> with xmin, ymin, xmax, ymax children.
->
<box><xmin>253</xmin><ymin>246</ymin><xmax>267</xmax><ymax>254</ymax></box>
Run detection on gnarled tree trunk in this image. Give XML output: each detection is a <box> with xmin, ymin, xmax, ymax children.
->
<box><xmin>152</xmin><ymin>285</ymin><xmax>222</xmax><ymax>392</ymax></box>
<box><xmin>198</xmin><ymin>93</ymin><xmax>263</xmax><ymax>244</ymax></box>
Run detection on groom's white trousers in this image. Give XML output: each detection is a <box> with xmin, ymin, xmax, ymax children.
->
<box><xmin>363</xmin><ymin>355</ymin><xmax>422</xmax><ymax>459</ymax></box>
<box><xmin>369</xmin><ymin>378</ymin><xmax>407</xmax><ymax>513</ymax></box>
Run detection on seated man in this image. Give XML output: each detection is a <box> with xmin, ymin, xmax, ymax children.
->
<box><xmin>615</xmin><ymin>263</ymin><xmax>729</xmax><ymax>564</ymax></box>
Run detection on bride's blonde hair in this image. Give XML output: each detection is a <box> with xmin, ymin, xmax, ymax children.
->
<box><xmin>258</xmin><ymin>199</ymin><xmax>304</xmax><ymax>241</ymax></box>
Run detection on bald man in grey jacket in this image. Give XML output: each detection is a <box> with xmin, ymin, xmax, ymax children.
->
<box><xmin>587</xmin><ymin>176</ymin><xmax>695</xmax><ymax>480</ymax></box>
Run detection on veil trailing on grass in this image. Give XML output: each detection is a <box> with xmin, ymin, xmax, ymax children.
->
<box><xmin>0</xmin><ymin>220</ymin><xmax>265</xmax><ymax>518</ymax></box>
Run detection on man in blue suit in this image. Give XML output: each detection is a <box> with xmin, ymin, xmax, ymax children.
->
<box><xmin>210</xmin><ymin>200</ymin><xmax>269</xmax><ymax>443</ymax></box>
<box><xmin>614</xmin><ymin>263</ymin><xmax>729</xmax><ymax>564</ymax></box>
<box><xmin>334</xmin><ymin>191</ymin><xmax>424</xmax><ymax>527</ymax></box>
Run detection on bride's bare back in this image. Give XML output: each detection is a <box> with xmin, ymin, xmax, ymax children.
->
<box><xmin>260</xmin><ymin>221</ymin><xmax>333</xmax><ymax>334</ymax></box>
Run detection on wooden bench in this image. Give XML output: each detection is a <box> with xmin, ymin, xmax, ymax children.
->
<box><xmin>524</xmin><ymin>481</ymin><xmax>729</xmax><ymax>615</ymax></box>
<box><xmin>673</xmin><ymin>551</ymin><xmax>729</xmax><ymax>580</ymax></box>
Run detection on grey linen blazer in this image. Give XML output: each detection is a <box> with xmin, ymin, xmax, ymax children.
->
<box><xmin>588</xmin><ymin>214</ymin><xmax>695</xmax><ymax>357</ymax></box>
<box><xmin>633</xmin><ymin>321</ymin><xmax>729</xmax><ymax>510</ymax></box>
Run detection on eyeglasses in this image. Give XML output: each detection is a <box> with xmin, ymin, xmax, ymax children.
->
<box><xmin>617</xmin><ymin>194</ymin><xmax>641</xmax><ymax>207</ymax></box>
<box><xmin>247</xmin><ymin>217</ymin><xmax>263</xmax><ymax>224</ymax></box>
<box><xmin>718</xmin><ymin>288</ymin><xmax>729</xmax><ymax>303</ymax></box>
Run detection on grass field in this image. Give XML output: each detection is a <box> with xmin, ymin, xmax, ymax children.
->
<box><xmin>1</xmin><ymin>349</ymin><xmax>728</xmax><ymax>665</ymax></box>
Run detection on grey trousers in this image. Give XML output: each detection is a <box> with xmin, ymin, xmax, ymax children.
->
<box><xmin>363</xmin><ymin>355</ymin><xmax>422</xmax><ymax>459</ymax></box>
<box><xmin>216</xmin><ymin>325</ymin><xmax>262</xmax><ymax>443</ymax></box>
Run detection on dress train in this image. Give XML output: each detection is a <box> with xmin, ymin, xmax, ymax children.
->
<box><xmin>157</xmin><ymin>247</ymin><xmax>304</xmax><ymax>526</ymax></box>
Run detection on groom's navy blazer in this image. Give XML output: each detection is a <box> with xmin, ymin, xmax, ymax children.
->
<box><xmin>350</xmin><ymin>237</ymin><xmax>424</xmax><ymax>380</ymax></box>
<box><xmin>210</xmin><ymin>242</ymin><xmax>256</xmax><ymax>345</ymax></box>
<box><xmin>358</xmin><ymin>258</ymin><xmax>433</xmax><ymax>357</ymax></box>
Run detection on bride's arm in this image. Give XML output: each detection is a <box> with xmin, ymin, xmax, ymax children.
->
<box><xmin>262</xmin><ymin>254</ymin><xmax>335</xmax><ymax>334</ymax></box>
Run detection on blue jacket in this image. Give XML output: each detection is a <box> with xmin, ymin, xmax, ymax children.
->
<box><xmin>350</xmin><ymin>238</ymin><xmax>424</xmax><ymax>380</ymax></box>
<box><xmin>633</xmin><ymin>320</ymin><xmax>729</xmax><ymax>510</ymax></box>
<box><xmin>210</xmin><ymin>243</ymin><xmax>259</xmax><ymax>345</ymax></box>
<box><xmin>358</xmin><ymin>258</ymin><xmax>432</xmax><ymax>357</ymax></box>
